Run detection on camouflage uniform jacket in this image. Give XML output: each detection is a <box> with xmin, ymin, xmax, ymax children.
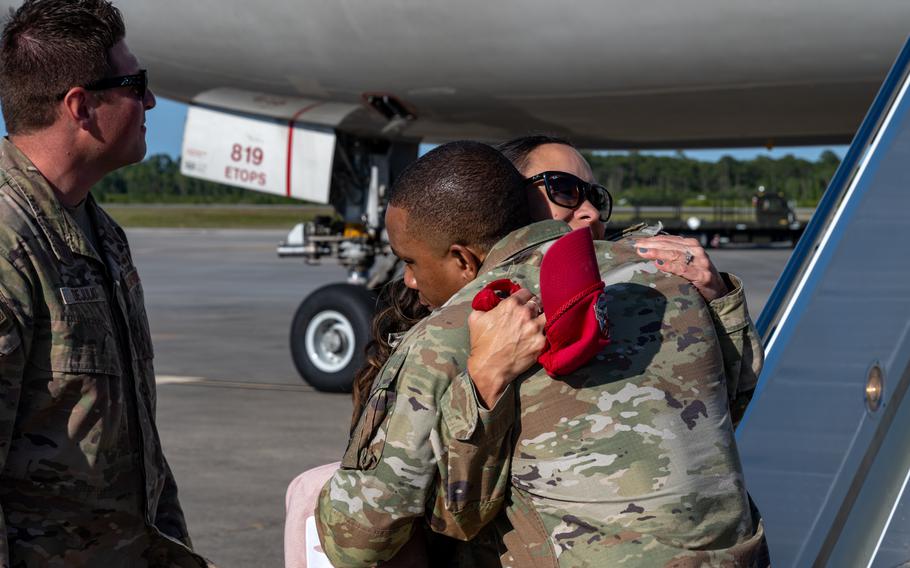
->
<box><xmin>609</xmin><ymin>223</ymin><xmax>763</xmax><ymax>427</ymax></box>
<box><xmin>317</xmin><ymin>220</ymin><xmax>766</xmax><ymax>567</ymax></box>
<box><xmin>0</xmin><ymin>140</ymin><xmax>206</xmax><ymax>568</ymax></box>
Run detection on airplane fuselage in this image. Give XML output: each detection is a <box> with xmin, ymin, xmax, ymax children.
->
<box><xmin>76</xmin><ymin>0</ymin><xmax>910</xmax><ymax>148</ymax></box>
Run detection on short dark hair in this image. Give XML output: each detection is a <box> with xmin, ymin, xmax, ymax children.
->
<box><xmin>389</xmin><ymin>141</ymin><xmax>530</xmax><ymax>253</ymax></box>
<box><xmin>497</xmin><ymin>134</ymin><xmax>575</xmax><ymax>173</ymax></box>
<box><xmin>0</xmin><ymin>0</ymin><xmax>125</xmax><ymax>134</ymax></box>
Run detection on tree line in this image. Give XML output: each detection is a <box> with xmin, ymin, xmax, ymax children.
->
<box><xmin>95</xmin><ymin>151</ymin><xmax>843</xmax><ymax>207</ymax></box>
<box><xmin>585</xmin><ymin>150</ymin><xmax>841</xmax><ymax>208</ymax></box>
<box><xmin>94</xmin><ymin>154</ymin><xmax>298</xmax><ymax>204</ymax></box>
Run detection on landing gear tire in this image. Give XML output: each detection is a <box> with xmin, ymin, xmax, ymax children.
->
<box><xmin>290</xmin><ymin>283</ymin><xmax>375</xmax><ymax>392</ymax></box>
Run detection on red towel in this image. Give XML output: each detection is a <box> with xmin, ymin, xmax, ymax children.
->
<box><xmin>537</xmin><ymin>229</ymin><xmax>609</xmax><ymax>377</ymax></box>
<box><xmin>471</xmin><ymin>278</ymin><xmax>522</xmax><ymax>311</ymax></box>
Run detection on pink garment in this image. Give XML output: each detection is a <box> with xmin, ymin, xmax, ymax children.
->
<box><xmin>284</xmin><ymin>462</ymin><xmax>341</xmax><ymax>568</ymax></box>
<box><xmin>285</xmin><ymin>462</ymin><xmax>430</xmax><ymax>567</ymax></box>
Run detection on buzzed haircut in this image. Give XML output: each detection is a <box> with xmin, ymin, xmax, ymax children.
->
<box><xmin>389</xmin><ymin>141</ymin><xmax>530</xmax><ymax>253</ymax></box>
<box><xmin>0</xmin><ymin>0</ymin><xmax>125</xmax><ymax>134</ymax></box>
<box><xmin>497</xmin><ymin>134</ymin><xmax>575</xmax><ymax>173</ymax></box>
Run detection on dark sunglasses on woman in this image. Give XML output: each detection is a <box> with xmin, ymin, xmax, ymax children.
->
<box><xmin>525</xmin><ymin>170</ymin><xmax>614</xmax><ymax>222</ymax></box>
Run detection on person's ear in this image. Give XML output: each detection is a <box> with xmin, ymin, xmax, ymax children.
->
<box><xmin>449</xmin><ymin>244</ymin><xmax>483</xmax><ymax>282</ymax></box>
<box><xmin>61</xmin><ymin>87</ymin><xmax>94</xmax><ymax>130</ymax></box>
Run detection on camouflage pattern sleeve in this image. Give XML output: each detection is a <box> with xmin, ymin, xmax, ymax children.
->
<box><xmin>0</xmin><ymin>263</ymin><xmax>31</xmax><ymax>568</ymax></box>
<box><xmin>315</xmin><ymin>295</ymin><xmax>521</xmax><ymax>566</ymax></box>
<box><xmin>431</xmin><ymin>370</ymin><xmax>516</xmax><ymax>540</ymax></box>
<box><xmin>315</xmin><ymin>344</ymin><xmax>440</xmax><ymax>568</ymax></box>
<box><xmin>707</xmin><ymin>272</ymin><xmax>764</xmax><ymax>427</ymax></box>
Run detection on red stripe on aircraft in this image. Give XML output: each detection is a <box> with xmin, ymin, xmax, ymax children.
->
<box><xmin>286</xmin><ymin>103</ymin><xmax>324</xmax><ymax>197</ymax></box>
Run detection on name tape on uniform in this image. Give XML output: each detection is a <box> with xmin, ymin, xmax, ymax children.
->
<box><xmin>59</xmin><ymin>285</ymin><xmax>105</xmax><ymax>305</ymax></box>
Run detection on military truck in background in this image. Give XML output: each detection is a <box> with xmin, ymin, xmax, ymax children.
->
<box><xmin>648</xmin><ymin>187</ymin><xmax>805</xmax><ymax>248</ymax></box>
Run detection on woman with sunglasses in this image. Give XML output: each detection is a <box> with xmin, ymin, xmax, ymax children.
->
<box><xmin>498</xmin><ymin>135</ymin><xmax>762</xmax><ymax>424</ymax></box>
<box><xmin>499</xmin><ymin>135</ymin><xmax>735</xmax><ymax>300</ymax></box>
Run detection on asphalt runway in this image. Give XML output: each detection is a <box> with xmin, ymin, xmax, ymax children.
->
<box><xmin>131</xmin><ymin>228</ymin><xmax>793</xmax><ymax>567</ymax></box>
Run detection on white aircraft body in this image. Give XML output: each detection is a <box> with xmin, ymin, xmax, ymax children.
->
<box><xmin>107</xmin><ymin>0</ymin><xmax>910</xmax><ymax>213</ymax></box>
<box><xmin>122</xmin><ymin>0</ymin><xmax>908</xmax><ymax>148</ymax></box>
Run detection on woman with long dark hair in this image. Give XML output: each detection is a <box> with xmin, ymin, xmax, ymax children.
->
<box><xmin>284</xmin><ymin>279</ymin><xmax>429</xmax><ymax>568</ymax></box>
<box><xmin>349</xmin><ymin>280</ymin><xmax>429</xmax><ymax>433</ymax></box>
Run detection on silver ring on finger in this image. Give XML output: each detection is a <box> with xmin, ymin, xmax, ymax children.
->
<box><xmin>527</xmin><ymin>299</ymin><xmax>541</xmax><ymax>315</ymax></box>
<box><xmin>684</xmin><ymin>250</ymin><xmax>694</xmax><ymax>265</ymax></box>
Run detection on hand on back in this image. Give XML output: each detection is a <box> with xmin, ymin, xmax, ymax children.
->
<box><xmin>635</xmin><ymin>235</ymin><xmax>729</xmax><ymax>302</ymax></box>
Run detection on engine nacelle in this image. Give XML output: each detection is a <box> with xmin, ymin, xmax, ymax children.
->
<box><xmin>181</xmin><ymin>88</ymin><xmax>418</xmax><ymax>279</ymax></box>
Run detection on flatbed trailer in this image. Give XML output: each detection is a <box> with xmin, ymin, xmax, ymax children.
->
<box><xmin>621</xmin><ymin>192</ymin><xmax>806</xmax><ymax>247</ymax></box>
<box><xmin>665</xmin><ymin>220</ymin><xmax>805</xmax><ymax>247</ymax></box>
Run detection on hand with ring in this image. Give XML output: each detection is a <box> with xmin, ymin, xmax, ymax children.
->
<box><xmin>467</xmin><ymin>288</ymin><xmax>547</xmax><ymax>408</ymax></box>
<box><xmin>633</xmin><ymin>235</ymin><xmax>729</xmax><ymax>302</ymax></box>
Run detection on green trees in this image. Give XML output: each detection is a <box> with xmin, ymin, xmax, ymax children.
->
<box><xmin>586</xmin><ymin>151</ymin><xmax>840</xmax><ymax>208</ymax></box>
<box><xmin>94</xmin><ymin>154</ymin><xmax>298</xmax><ymax>204</ymax></box>
<box><xmin>96</xmin><ymin>151</ymin><xmax>841</xmax><ymax>207</ymax></box>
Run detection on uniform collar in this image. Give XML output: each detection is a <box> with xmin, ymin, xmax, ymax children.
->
<box><xmin>0</xmin><ymin>138</ymin><xmax>103</xmax><ymax>265</ymax></box>
<box><xmin>478</xmin><ymin>219</ymin><xmax>571</xmax><ymax>276</ymax></box>
<box><xmin>86</xmin><ymin>193</ymin><xmax>132</xmax><ymax>280</ymax></box>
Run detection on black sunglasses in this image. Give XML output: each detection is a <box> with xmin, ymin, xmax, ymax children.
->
<box><xmin>57</xmin><ymin>69</ymin><xmax>148</xmax><ymax>100</ymax></box>
<box><xmin>525</xmin><ymin>170</ymin><xmax>614</xmax><ymax>222</ymax></box>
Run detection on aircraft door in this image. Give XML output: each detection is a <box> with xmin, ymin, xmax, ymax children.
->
<box><xmin>739</xmin><ymin>37</ymin><xmax>910</xmax><ymax>566</ymax></box>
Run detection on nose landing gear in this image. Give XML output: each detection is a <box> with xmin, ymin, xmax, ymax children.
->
<box><xmin>290</xmin><ymin>283</ymin><xmax>375</xmax><ymax>392</ymax></box>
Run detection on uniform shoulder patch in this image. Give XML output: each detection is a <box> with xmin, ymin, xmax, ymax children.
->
<box><xmin>124</xmin><ymin>268</ymin><xmax>141</xmax><ymax>291</ymax></box>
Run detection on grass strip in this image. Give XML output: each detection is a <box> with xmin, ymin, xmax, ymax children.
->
<box><xmin>101</xmin><ymin>204</ymin><xmax>812</xmax><ymax>230</ymax></box>
<box><xmin>102</xmin><ymin>204</ymin><xmax>334</xmax><ymax>229</ymax></box>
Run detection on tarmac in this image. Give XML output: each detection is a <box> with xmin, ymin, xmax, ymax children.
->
<box><xmin>131</xmin><ymin>228</ymin><xmax>793</xmax><ymax>567</ymax></box>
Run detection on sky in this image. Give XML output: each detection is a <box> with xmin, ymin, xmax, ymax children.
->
<box><xmin>0</xmin><ymin>96</ymin><xmax>848</xmax><ymax>163</ymax></box>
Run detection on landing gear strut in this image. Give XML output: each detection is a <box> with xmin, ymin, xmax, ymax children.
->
<box><xmin>283</xmin><ymin>137</ymin><xmax>416</xmax><ymax>391</ymax></box>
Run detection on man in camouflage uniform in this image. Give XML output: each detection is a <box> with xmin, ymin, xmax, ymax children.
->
<box><xmin>0</xmin><ymin>1</ymin><xmax>207</xmax><ymax>566</ymax></box>
<box><xmin>316</xmin><ymin>141</ymin><xmax>768</xmax><ymax>566</ymax></box>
